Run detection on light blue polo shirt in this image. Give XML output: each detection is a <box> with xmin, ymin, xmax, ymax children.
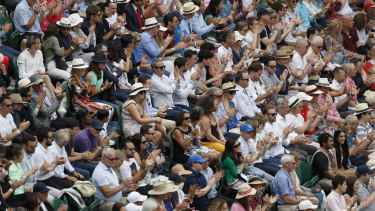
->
<box><xmin>14</xmin><ymin>0</ymin><xmax>43</xmax><ymax>35</ymax></box>
<box><xmin>92</xmin><ymin>162</ymin><xmax>122</xmax><ymax>202</ymax></box>
<box><xmin>273</xmin><ymin>168</ymin><xmax>296</xmax><ymax>204</ymax></box>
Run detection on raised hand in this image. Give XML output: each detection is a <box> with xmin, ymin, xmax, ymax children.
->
<box><xmin>1</xmin><ymin>22</ymin><xmax>12</xmax><ymax>34</ymax></box>
<box><xmin>19</xmin><ymin>120</ymin><xmax>31</xmax><ymax>132</ymax></box>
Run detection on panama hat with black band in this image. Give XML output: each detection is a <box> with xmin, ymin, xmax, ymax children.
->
<box><xmin>142</xmin><ymin>17</ymin><xmax>160</xmax><ymax>30</ymax></box>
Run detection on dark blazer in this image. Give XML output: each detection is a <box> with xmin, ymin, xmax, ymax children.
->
<box><xmin>125</xmin><ymin>4</ymin><xmax>144</xmax><ymax>33</ymax></box>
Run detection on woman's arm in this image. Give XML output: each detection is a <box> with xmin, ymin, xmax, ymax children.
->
<box><xmin>172</xmin><ymin>129</ymin><xmax>194</xmax><ymax>150</ymax></box>
<box><xmin>126</xmin><ymin>103</ymin><xmax>155</xmax><ymax>125</ymax></box>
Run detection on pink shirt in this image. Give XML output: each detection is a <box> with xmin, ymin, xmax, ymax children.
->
<box><xmin>231</xmin><ymin>202</ymin><xmax>252</xmax><ymax>211</ymax></box>
<box><xmin>325</xmin><ymin>191</ymin><xmax>346</xmax><ymax>211</ymax></box>
<box><xmin>346</xmin><ymin>77</ymin><xmax>359</xmax><ymax>104</ymax></box>
<box><xmin>318</xmin><ymin>93</ymin><xmax>341</xmax><ymax>124</ymax></box>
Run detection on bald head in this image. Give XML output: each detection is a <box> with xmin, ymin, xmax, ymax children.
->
<box><xmin>295</xmin><ymin>39</ymin><xmax>309</xmax><ymax>56</ymax></box>
<box><xmin>341</xmin><ymin>15</ymin><xmax>354</xmax><ymax>29</ymax></box>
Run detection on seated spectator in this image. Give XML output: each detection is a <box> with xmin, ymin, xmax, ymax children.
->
<box><xmin>325</xmin><ymin>175</ymin><xmax>355</xmax><ymax>211</ymax></box>
<box><xmin>0</xmin><ymin>24</ymin><xmax>20</xmax><ymax>77</ymax></box>
<box><xmin>275</xmin><ymin>50</ymin><xmax>297</xmax><ymax>96</ymax></box>
<box><xmin>333</xmin><ymin>130</ymin><xmax>357</xmax><ymax>177</ymax></box>
<box><xmin>20</xmin><ymin>134</ymin><xmax>41</xmax><ymax>184</ymax></box>
<box><xmin>343</xmin><ymin>63</ymin><xmax>359</xmax><ymax>106</ymax></box>
<box><xmin>221</xmin><ymin>138</ymin><xmax>247</xmax><ymax>189</ymax></box>
<box><xmin>207</xmin><ymin>198</ymin><xmax>228</xmax><ymax>211</ymax></box>
<box><xmin>351</xmin><ymin>57</ymin><xmax>371</xmax><ymax>102</ymax></box>
<box><xmin>33</xmin><ymin>182</ymin><xmax>64</xmax><ymax>211</ymax></box>
<box><xmin>20</xmin><ymin>192</ymin><xmax>41</xmax><ymax>211</ymax></box>
<box><xmin>196</xmin><ymin>95</ymin><xmax>226</xmax><ymax>153</ymax></box>
<box><xmin>191</xmin><ymin>50</ymin><xmax>218</xmax><ymax>95</ymax></box>
<box><xmin>234</xmin><ymin>71</ymin><xmax>261</xmax><ymax>118</ymax></box>
<box><xmin>73</xmin><ymin>120</ymin><xmax>108</xmax><ymax>159</ymax></box>
<box><xmin>75</xmin><ymin>109</ymin><xmax>92</xmax><ymax>130</ymax></box>
<box><xmin>125</xmin><ymin>0</ymin><xmax>145</xmax><ymax>33</ymax></box>
<box><xmin>97</xmin><ymin>109</ymin><xmax>120</xmax><ymax>143</ymax></box>
<box><xmin>42</xmin><ymin>23</ymin><xmax>72</xmax><ymax>80</ymax></box>
<box><xmin>68</xmin><ymin>13</ymin><xmax>95</xmax><ymax>63</ymax></box>
<box><xmin>125</xmin><ymin>192</ymin><xmax>147</xmax><ymax>211</ymax></box>
<box><xmin>4</xmin><ymin>144</ymin><xmax>37</xmax><ymax>207</ymax></box>
<box><xmin>248</xmin><ymin>176</ymin><xmax>278</xmax><ymax>210</ymax></box>
<box><xmin>331</xmin><ymin>67</ymin><xmax>355</xmax><ymax>118</ymax></box>
<box><xmin>247</xmin><ymin>62</ymin><xmax>276</xmax><ymax>106</ymax></box>
<box><xmin>216</xmin><ymin>82</ymin><xmax>241</xmax><ymax>139</ymax></box>
<box><xmin>162</xmin><ymin>13</ymin><xmax>188</xmax><ymax>56</ymax></box>
<box><xmin>341</xmin><ymin>15</ymin><xmax>360</xmax><ymax>52</ymax></box>
<box><xmin>230</xmin><ymin>183</ymin><xmax>257</xmax><ymax>211</ymax></box>
<box><xmin>122</xmin><ymin>83</ymin><xmax>166</xmax><ymax>140</ymax></box>
<box><xmin>107</xmin><ymin>42</ymin><xmax>132</xmax><ymax>92</ymax></box>
<box><xmin>291</xmin><ymin>39</ymin><xmax>317</xmax><ymax>85</ymax></box>
<box><xmin>17</xmin><ymin>36</ymin><xmax>57</xmax><ymax>100</ymax></box>
<box><xmin>143</xmin><ymin>181</ymin><xmax>179</xmax><ymax>210</ymax></box>
<box><xmin>68</xmin><ymin>58</ymin><xmax>113</xmax><ymax>116</ymax></box>
<box><xmin>92</xmin><ymin>148</ymin><xmax>128</xmax><ymax>210</ymax></box>
<box><xmin>9</xmin><ymin>93</ymin><xmax>26</xmax><ymax>144</ymax></box>
<box><xmin>32</xmin><ymin>126</ymin><xmax>74</xmax><ymax>190</ymax></box>
<box><xmin>231</xmin><ymin>31</ymin><xmax>250</xmax><ymax>67</ymax></box>
<box><xmin>120</xmin><ymin>34</ymin><xmax>144</xmax><ymax>85</ymax></box>
<box><xmin>351</xmin><ymin>165</ymin><xmax>375</xmax><ymax>210</ymax></box>
<box><xmin>261</xmin><ymin>56</ymin><xmax>288</xmax><ymax>97</ymax></box>
<box><xmin>198</xmin><ymin>152</ymin><xmax>224</xmax><ymax>200</ymax></box>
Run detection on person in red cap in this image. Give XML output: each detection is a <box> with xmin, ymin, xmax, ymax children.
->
<box><xmin>364</xmin><ymin>1</ymin><xmax>375</xmax><ymax>17</ymax></box>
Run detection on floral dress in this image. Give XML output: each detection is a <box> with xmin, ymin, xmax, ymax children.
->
<box><xmin>68</xmin><ymin>75</ymin><xmax>112</xmax><ymax>115</ymax></box>
<box><xmin>208</xmin><ymin>55</ymin><xmax>222</xmax><ymax>88</ymax></box>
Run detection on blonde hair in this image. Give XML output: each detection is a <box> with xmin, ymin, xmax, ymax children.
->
<box><xmin>326</xmin><ymin>19</ymin><xmax>342</xmax><ymax>40</ymax></box>
<box><xmin>289</xmin><ymin>101</ymin><xmax>302</xmax><ymax>115</ymax></box>
<box><xmin>222</xmin><ymin>92</ymin><xmax>231</xmax><ymax>112</ymax></box>
<box><xmin>290</xmin><ymin>151</ymin><xmax>301</xmax><ymax>161</ymax></box>
<box><xmin>128</xmin><ymin>93</ymin><xmax>146</xmax><ymax>114</ymax></box>
<box><xmin>342</xmin><ymin>63</ymin><xmax>355</xmax><ymax>73</ymax></box>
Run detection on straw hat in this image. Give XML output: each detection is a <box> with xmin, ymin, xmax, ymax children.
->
<box><xmin>248</xmin><ymin>176</ymin><xmax>267</xmax><ymax>187</ymax></box>
<box><xmin>129</xmin><ymin>83</ymin><xmax>149</xmax><ymax>96</ymax></box>
<box><xmin>288</xmin><ymin>96</ymin><xmax>302</xmax><ymax>109</ymax></box>
<box><xmin>171</xmin><ymin>164</ymin><xmax>192</xmax><ymax>175</ymax></box>
<box><xmin>148</xmin><ymin>180</ymin><xmax>178</xmax><ymax>195</ymax></box>
<box><xmin>235</xmin><ymin>183</ymin><xmax>256</xmax><ymax>199</ymax></box>
<box><xmin>366</xmin><ymin>159</ymin><xmax>375</xmax><ymax>170</ymax></box>
<box><xmin>70</xmin><ymin>58</ymin><xmax>89</xmax><ymax>69</ymax></box>
<box><xmin>316</xmin><ymin>78</ymin><xmax>331</xmax><ymax>88</ymax></box>
<box><xmin>205</xmin><ymin>36</ymin><xmax>221</xmax><ymax>48</ymax></box>
<box><xmin>296</xmin><ymin>92</ymin><xmax>312</xmax><ymax>101</ymax></box>
<box><xmin>18</xmin><ymin>78</ymin><xmax>33</xmax><ymax>88</ymax></box>
<box><xmin>221</xmin><ymin>82</ymin><xmax>238</xmax><ymax>92</ymax></box>
<box><xmin>275</xmin><ymin>50</ymin><xmax>290</xmax><ymax>59</ymax></box>
<box><xmin>69</xmin><ymin>14</ymin><xmax>84</xmax><ymax>27</ymax></box>
<box><xmin>180</xmin><ymin>2</ymin><xmax>199</xmax><ymax>15</ymax></box>
<box><xmin>354</xmin><ymin>103</ymin><xmax>373</xmax><ymax>116</ymax></box>
<box><xmin>9</xmin><ymin>93</ymin><xmax>25</xmax><ymax>104</ymax></box>
<box><xmin>305</xmin><ymin>85</ymin><xmax>323</xmax><ymax>95</ymax></box>
<box><xmin>56</xmin><ymin>18</ymin><xmax>72</xmax><ymax>27</ymax></box>
<box><xmin>142</xmin><ymin>17</ymin><xmax>160</xmax><ymax>30</ymax></box>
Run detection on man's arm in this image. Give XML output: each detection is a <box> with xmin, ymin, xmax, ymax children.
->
<box><xmin>99</xmin><ymin>182</ymin><xmax>126</xmax><ymax>197</ymax></box>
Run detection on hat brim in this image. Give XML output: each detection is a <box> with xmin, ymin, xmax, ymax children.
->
<box><xmin>142</xmin><ymin>23</ymin><xmax>160</xmax><ymax>30</ymax></box>
<box><xmin>309</xmin><ymin>90</ymin><xmax>324</xmax><ymax>95</ymax></box>
<box><xmin>354</xmin><ymin>108</ymin><xmax>373</xmax><ymax>116</ymax></box>
<box><xmin>91</xmin><ymin>58</ymin><xmax>107</xmax><ymax>63</ymax></box>
<box><xmin>31</xmin><ymin>79</ymin><xmax>44</xmax><ymax>86</ymax></box>
<box><xmin>223</xmin><ymin>88</ymin><xmax>238</xmax><ymax>92</ymax></box>
<box><xmin>176</xmin><ymin>170</ymin><xmax>192</xmax><ymax>175</ymax></box>
<box><xmin>56</xmin><ymin>22</ymin><xmax>72</xmax><ymax>27</ymax></box>
<box><xmin>70</xmin><ymin>19</ymin><xmax>84</xmax><ymax>27</ymax></box>
<box><xmin>300</xmin><ymin>96</ymin><xmax>313</xmax><ymax>101</ymax></box>
<box><xmin>289</xmin><ymin>99</ymin><xmax>302</xmax><ymax>109</ymax></box>
<box><xmin>249</xmin><ymin>180</ymin><xmax>267</xmax><ymax>187</ymax></box>
<box><xmin>180</xmin><ymin>5</ymin><xmax>199</xmax><ymax>15</ymax></box>
<box><xmin>187</xmin><ymin>158</ymin><xmax>208</xmax><ymax>164</ymax></box>
<box><xmin>275</xmin><ymin>55</ymin><xmax>290</xmax><ymax>59</ymax></box>
<box><xmin>129</xmin><ymin>87</ymin><xmax>149</xmax><ymax>96</ymax></box>
<box><xmin>70</xmin><ymin>64</ymin><xmax>89</xmax><ymax>69</ymax></box>
<box><xmin>315</xmin><ymin>83</ymin><xmax>331</xmax><ymax>88</ymax></box>
<box><xmin>235</xmin><ymin>188</ymin><xmax>256</xmax><ymax>199</ymax></box>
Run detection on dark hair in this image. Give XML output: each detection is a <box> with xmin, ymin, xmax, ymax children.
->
<box><xmin>262</xmin><ymin>105</ymin><xmax>275</xmax><ymax>115</ymax></box>
<box><xmin>263</xmin><ymin>56</ymin><xmax>276</xmax><ymax>66</ymax></box>
<box><xmin>190</xmin><ymin>106</ymin><xmax>204</xmax><ymax>122</ymax></box>
<box><xmin>196</xmin><ymin>95</ymin><xmax>217</xmax><ymax>115</ymax></box>
<box><xmin>19</xmin><ymin>87</ymin><xmax>31</xmax><ymax>99</ymax></box>
<box><xmin>246</xmin><ymin>17</ymin><xmax>258</xmax><ymax>27</ymax></box>
<box><xmin>235</xmin><ymin>71</ymin><xmax>246</xmax><ymax>84</ymax></box>
<box><xmin>350</xmin><ymin>58</ymin><xmax>362</xmax><ymax>66</ymax></box>
<box><xmin>5</xmin><ymin>143</ymin><xmax>23</xmax><ymax>160</ymax></box>
<box><xmin>236</xmin><ymin>196</ymin><xmax>251</xmax><ymax>211</ymax></box>
<box><xmin>318</xmin><ymin>133</ymin><xmax>332</xmax><ymax>147</ymax></box>
<box><xmin>23</xmin><ymin>134</ymin><xmax>36</xmax><ymax>146</ymax></box>
<box><xmin>86</xmin><ymin>5</ymin><xmax>100</xmax><ymax>21</ymax></box>
<box><xmin>176</xmin><ymin>111</ymin><xmax>189</xmax><ymax>126</ymax></box>
<box><xmin>333</xmin><ymin>67</ymin><xmax>344</xmax><ymax>76</ymax></box>
<box><xmin>26</xmin><ymin>36</ymin><xmax>40</xmax><ymax>48</ymax></box>
<box><xmin>354</xmin><ymin>13</ymin><xmax>366</xmax><ymax>31</ymax></box>
<box><xmin>271</xmin><ymin>2</ymin><xmax>283</xmax><ymax>12</ymax></box>
<box><xmin>248</xmin><ymin>61</ymin><xmax>263</xmax><ymax>73</ymax></box>
<box><xmin>221</xmin><ymin>138</ymin><xmax>241</xmax><ymax>165</ymax></box>
<box><xmin>76</xmin><ymin>109</ymin><xmax>90</xmax><ymax>129</ymax></box>
<box><xmin>332</xmin><ymin>175</ymin><xmax>346</xmax><ymax>189</ymax></box>
<box><xmin>306</xmin><ymin>26</ymin><xmax>317</xmax><ymax>39</ymax></box>
<box><xmin>346</xmin><ymin>177</ymin><xmax>358</xmax><ymax>197</ymax></box>
<box><xmin>221</xmin><ymin>29</ymin><xmax>234</xmax><ymax>43</ymax></box>
<box><xmin>203</xmin><ymin>0</ymin><xmax>222</xmax><ymax>19</ymax></box>
<box><xmin>112</xmin><ymin>202</ymin><xmax>125</xmax><ymax>211</ymax></box>
<box><xmin>198</xmin><ymin>50</ymin><xmax>214</xmax><ymax>63</ymax></box>
<box><xmin>97</xmin><ymin>109</ymin><xmax>109</xmax><ymax>121</ymax></box>
<box><xmin>121</xmin><ymin>34</ymin><xmax>134</xmax><ymax>48</ymax></box>
<box><xmin>222</xmin><ymin>75</ymin><xmax>234</xmax><ymax>84</ymax></box>
<box><xmin>107</xmin><ymin>42</ymin><xmax>123</xmax><ymax>63</ymax></box>
<box><xmin>23</xmin><ymin>192</ymin><xmax>40</xmax><ymax>210</ymax></box>
<box><xmin>174</xmin><ymin>57</ymin><xmax>188</xmax><ymax>69</ymax></box>
<box><xmin>163</xmin><ymin>13</ymin><xmax>177</xmax><ymax>26</ymax></box>
<box><xmin>357</xmin><ymin>45</ymin><xmax>371</xmax><ymax>56</ymax></box>
<box><xmin>94</xmin><ymin>44</ymin><xmax>105</xmax><ymax>53</ymax></box>
<box><xmin>88</xmin><ymin>61</ymin><xmax>103</xmax><ymax>80</ymax></box>
<box><xmin>140</xmin><ymin>125</ymin><xmax>153</xmax><ymax>136</ymax></box>
<box><xmin>333</xmin><ymin>130</ymin><xmax>349</xmax><ymax>169</ymax></box>
<box><xmin>65</xmin><ymin>117</ymin><xmax>80</xmax><ymax>129</ymax></box>
<box><xmin>200</xmin><ymin>42</ymin><xmax>215</xmax><ymax>51</ymax></box>
<box><xmin>138</xmin><ymin>75</ymin><xmax>151</xmax><ymax>84</ymax></box>
<box><xmin>132</xmin><ymin>133</ymin><xmax>147</xmax><ymax>160</ymax></box>
<box><xmin>43</xmin><ymin>22</ymin><xmax>59</xmax><ymax>42</ymax></box>
<box><xmin>0</xmin><ymin>96</ymin><xmax>10</xmax><ymax>104</ymax></box>
<box><xmin>184</xmin><ymin>50</ymin><xmax>197</xmax><ymax>60</ymax></box>
<box><xmin>117</xmin><ymin>2</ymin><xmax>127</xmax><ymax>16</ymax></box>
<box><xmin>192</xmin><ymin>0</ymin><xmax>201</xmax><ymax>6</ymax></box>
<box><xmin>118</xmin><ymin>138</ymin><xmax>132</xmax><ymax>150</ymax></box>
<box><xmin>37</xmin><ymin>126</ymin><xmax>51</xmax><ymax>143</ymax></box>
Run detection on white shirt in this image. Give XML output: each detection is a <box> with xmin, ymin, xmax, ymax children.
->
<box><xmin>17</xmin><ymin>49</ymin><xmax>45</xmax><ymax>79</ymax></box>
<box><xmin>106</xmin><ymin>13</ymin><xmax>118</xmax><ymax>26</ymax></box>
<box><xmin>248</xmin><ymin>79</ymin><xmax>266</xmax><ymax>104</ymax></box>
<box><xmin>0</xmin><ymin>113</ymin><xmax>16</xmax><ymax>146</ymax></box>
<box><xmin>264</xmin><ymin>121</ymin><xmax>288</xmax><ymax>157</ymax></box>
<box><xmin>49</xmin><ymin>141</ymin><xmax>75</xmax><ymax>179</ymax></box>
<box><xmin>291</xmin><ymin>52</ymin><xmax>309</xmax><ymax>84</ymax></box>
<box><xmin>118</xmin><ymin>158</ymin><xmax>140</xmax><ymax>181</ymax></box>
<box><xmin>216</xmin><ymin>45</ymin><xmax>233</xmax><ymax>71</ymax></box>
<box><xmin>150</xmin><ymin>74</ymin><xmax>177</xmax><ymax>107</ymax></box>
<box><xmin>234</xmin><ymin>84</ymin><xmax>261</xmax><ymax>119</ymax></box>
<box><xmin>331</xmin><ymin>79</ymin><xmax>347</xmax><ymax>107</ymax></box>
<box><xmin>285</xmin><ymin>113</ymin><xmax>305</xmax><ymax>135</ymax></box>
<box><xmin>32</xmin><ymin>142</ymin><xmax>55</xmax><ymax>181</ymax></box>
<box><xmin>20</xmin><ymin>151</ymin><xmax>40</xmax><ymax>183</ymax></box>
<box><xmin>238</xmin><ymin>136</ymin><xmax>262</xmax><ymax>165</ymax></box>
<box><xmin>337</xmin><ymin>0</ymin><xmax>353</xmax><ymax>15</ymax></box>
<box><xmin>173</xmin><ymin>74</ymin><xmax>197</xmax><ymax>107</ymax></box>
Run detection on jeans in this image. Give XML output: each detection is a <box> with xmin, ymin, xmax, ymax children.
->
<box><xmin>71</xmin><ymin>161</ymin><xmax>97</xmax><ymax>176</ymax></box>
<box><xmin>113</xmin><ymin>88</ymin><xmax>131</xmax><ymax>102</ymax></box>
<box><xmin>70</xmin><ymin>168</ymin><xmax>90</xmax><ymax>181</ymax></box>
<box><xmin>254</xmin><ymin>161</ymin><xmax>281</xmax><ymax>176</ymax></box>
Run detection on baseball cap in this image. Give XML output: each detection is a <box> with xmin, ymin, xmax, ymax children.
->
<box><xmin>90</xmin><ymin>120</ymin><xmax>103</xmax><ymax>130</ymax></box>
<box><xmin>240</xmin><ymin>123</ymin><xmax>255</xmax><ymax>133</ymax></box>
<box><xmin>127</xmin><ymin>191</ymin><xmax>147</xmax><ymax>203</ymax></box>
<box><xmin>364</xmin><ymin>1</ymin><xmax>375</xmax><ymax>10</ymax></box>
<box><xmin>257</xmin><ymin>8</ymin><xmax>272</xmax><ymax>17</ymax></box>
<box><xmin>33</xmin><ymin>182</ymin><xmax>50</xmax><ymax>194</ymax></box>
<box><xmin>356</xmin><ymin>165</ymin><xmax>374</xmax><ymax>177</ymax></box>
<box><xmin>187</xmin><ymin>154</ymin><xmax>208</xmax><ymax>164</ymax></box>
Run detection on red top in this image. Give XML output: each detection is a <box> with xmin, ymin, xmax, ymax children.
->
<box><xmin>342</xmin><ymin>28</ymin><xmax>359</xmax><ymax>52</ymax></box>
<box><xmin>301</xmin><ymin>107</ymin><xmax>316</xmax><ymax>136</ymax></box>
<box><xmin>40</xmin><ymin>0</ymin><xmax>63</xmax><ymax>31</ymax></box>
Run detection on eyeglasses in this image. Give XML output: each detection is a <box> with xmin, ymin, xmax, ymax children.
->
<box><xmin>3</xmin><ymin>104</ymin><xmax>11</xmax><ymax>107</ymax></box>
<box><xmin>155</xmin><ymin>65</ymin><xmax>166</xmax><ymax>69</ymax></box>
<box><xmin>216</xmin><ymin>95</ymin><xmax>222</xmax><ymax>100</ymax></box>
<box><xmin>229</xmin><ymin>91</ymin><xmax>236</xmax><ymax>95</ymax></box>
<box><xmin>127</xmin><ymin>148</ymin><xmax>135</xmax><ymax>151</ymax></box>
<box><xmin>234</xmin><ymin>143</ymin><xmax>241</xmax><ymax>148</ymax></box>
<box><xmin>268</xmin><ymin>113</ymin><xmax>277</xmax><ymax>116</ymax></box>
<box><xmin>106</xmin><ymin>157</ymin><xmax>116</xmax><ymax>161</ymax></box>
<box><xmin>139</xmin><ymin>90</ymin><xmax>146</xmax><ymax>95</ymax></box>
<box><xmin>141</xmin><ymin>141</ymin><xmax>147</xmax><ymax>144</ymax></box>
<box><xmin>317</xmin><ymin>46</ymin><xmax>323</xmax><ymax>49</ymax></box>
<box><xmin>240</xmin><ymin>78</ymin><xmax>249</xmax><ymax>81</ymax></box>
<box><xmin>184</xmin><ymin>117</ymin><xmax>191</xmax><ymax>120</ymax></box>
<box><xmin>268</xmin><ymin>65</ymin><xmax>276</xmax><ymax>69</ymax></box>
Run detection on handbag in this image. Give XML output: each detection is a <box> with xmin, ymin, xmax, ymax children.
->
<box><xmin>72</xmin><ymin>181</ymin><xmax>97</xmax><ymax>197</ymax></box>
<box><xmin>54</xmin><ymin>55</ymin><xmax>68</xmax><ymax>70</ymax></box>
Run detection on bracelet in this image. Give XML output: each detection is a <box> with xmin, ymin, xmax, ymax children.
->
<box><xmin>70</xmin><ymin>46</ymin><xmax>74</xmax><ymax>50</ymax></box>
<box><xmin>197</xmin><ymin>95</ymin><xmax>199</xmax><ymax>100</ymax></box>
<box><xmin>101</xmin><ymin>87</ymin><xmax>104</xmax><ymax>92</ymax></box>
<box><xmin>97</xmin><ymin>146</ymin><xmax>103</xmax><ymax>151</ymax></box>
<box><xmin>16</xmin><ymin>129</ymin><xmax>21</xmax><ymax>135</ymax></box>
<box><xmin>9</xmin><ymin>188</ymin><xmax>13</xmax><ymax>193</ymax></box>
<box><xmin>153</xmin><ymin>117</ymin><xmax>156</xmax><ymax>123</ymax></box>
<box><xmin>225</xmin><ymin>115</ymin><xmax>230</xmax><ymax>120</ymax></box>
<box><xmin>34</xmin><ymin>107</ymin><xmax>39</xmax><ymax>113</ymax></box>
<box><xmin>194</xmin><ymin>41</ymin><xmax>197</xmax><ymax>48</ymax></box>
<box><xmin>207</xmin><ymin>79</ymin><xmax>212</xmax><ymax>84</ymax></box>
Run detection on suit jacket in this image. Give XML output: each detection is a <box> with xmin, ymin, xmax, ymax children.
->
<box><xmin>125</xmin><ymin>4</ymin><xmax>144</xmax><ymax>33</ymax></box>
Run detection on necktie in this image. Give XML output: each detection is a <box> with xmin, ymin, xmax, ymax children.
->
<box><xmin>136</xmin><ymin>8</ymin><xmax>143</xmax><ymax>32</ymax></box>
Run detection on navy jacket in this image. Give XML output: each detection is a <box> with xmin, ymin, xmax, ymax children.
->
<box><xmin>125</xmin><ymin>4</ymin><xmax>144</xmax><ymax>33</ymax></box>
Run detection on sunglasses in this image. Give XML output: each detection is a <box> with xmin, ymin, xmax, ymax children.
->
<box><xmin>155</xmin><ymin>65</ymin><xmax>166</xmax><ymax>69</ymax></box>
<box><xmin>229</xmin><ymin>91</ymin><xmax>236</xmax><ymax>95</ymax></box>
<box><xmin>127</xmin><ymin>148</ymin><xmax>135</xmax><ymax>151</ymax></box>
<box><xmin>3</xmin><ymin>104</ymin><xmax>11</xmax><ymax>107</ymax></box>
<box><xmin>141</xmin><ymin>141</ymin><xmax>147</xmax><ymax>144</ymax></box>
<box><xmin>234</xmin><ymin>143</ymin><xmax>241</xmax><ymax>148</ymax></box>
<box><xmin>184</xmin><ymin>117</ymin><xmax>191</xmax><ymax>120</ymax></box>
<box><xmin>268</xmin><ymin>65</ymin><xmax>276</xmax><ymax>69</ymax></box>
<box><xmin>268</xmin><ymin>113</ymin><xmax>277</xmax><ymax>116</ymax></box>
<box><xmin>216</xmin><ymin>95</ymin><xmax>222</xmax><ymax>100</ymax></box>
<box><xmin>139</xmin><ymin>90</ymin><xmax>146</xmax><ymax>95</ymax></box>
<box><xmin>106</xmin><ymin>157</ymin><xmax>116</xmax><ymax>161</ymax></box>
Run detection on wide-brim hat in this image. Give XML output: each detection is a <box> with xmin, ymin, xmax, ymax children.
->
<box><xmin>297</xmin><ymin>92</ymin><xmax>312</xmax><ymax>101</ymax></box>
<box><xmin>142</xmin><ymin>17</ymin><xmax>160</xmax><ymax>30</ymax></box>
<box><xmin>205</xmin><ymin>36</ymin><xmax>222</xmax><ymax>48</ymax></box>
<box><xmin>10</xmin><ymin>93</ymin><xmax>25</xmax><ymax>104</ymax></box>
<box><xmin>248</xmin><ymin>176</ymin><xmax>267</xmax><ymax>187</ymax></box>
<box><xmin>57</xmin><ymin>18</ymin><xmax>72</xmax><ymax>27</ymax></box>
<box><xmin>18</xmin><ymin>78</ymin><xmax>33</xmax><ymax>88</ymax></box>
<box><xmin>29</xmin><ymin>73</ymin><xmax>44</xmax><ymax>85</ymax></box>
<box><xmin>316</xmin><ymin>78</ymin><xmax>331</xmax><ymax>88</ymax></box>
<box><xmin>222</xmin><ymin>82</ymin><xmax>238</xmax><ymax>92</ymax></box>
<box><xmin>366</xmin><ymin>159</ymin><xmax>375</xmax><ymax>170</ymax></box>
<box><xmin>148</xmin><ymin>180</ymin><xmax>178</xmax><ymax>195</ymax></box>
<box><xmin>305</xmin><ymin>85</ymin><xmax>323</xmax><ymax>95</ymax></box>
<box><xmin>70</xmin><ymin>58</ymin><xmax>89</xmax><ymax>69</ymax></box>
<box><xmin>288</xmin><ymin>96</ymin><xmax>302</xmax><ymax>109</ymax></box>
<box><xmin>235</xmin><ymin>183</ymin><xmax>256</xmax><ymax>199</ymax></box>
<box><xmin>91</xmin><ymin>52</ymin><xmax>107</xmax><ymax>63</ymax></box>
<box><xmin>129</xmin><ymin>83</ymin><xmax>149</xmax><ymax>96</ymax></box>
<box><xmin>171</xmin><ymin>164</ymin><xmax>192</xmax><ymax>175</ymax></box>
<box><xmin>180</xmin><ymin>2</ymin><xmax>199</xmax><ymax>15</ymax></box>
<box><xmin>69</xmin><ymin>14</ymin><xmax>84</xmax><ymax>27</ymax></box>
<box><xmin>354</xmin><ymin>103</ymin><xmax>373</xmax><ymax>115</ymax></box>
<box><xmin>275</xmin><ymin>50</ymin><xmax>290</xmax><ymax>59</ymax></box>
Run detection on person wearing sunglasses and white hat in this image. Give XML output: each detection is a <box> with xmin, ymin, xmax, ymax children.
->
<box><xmin>57</xmin><ymin>18</ymin><xmax>85</xmax><ymax>64</ymax></box>
<box><xmin>179</xmin><ymin>2</ymin><xmax>205</xmax><ymax>48</ymax></box>
<box><xmin>68</xmin><ymin>13</ymin><xmax>95</xmax><ymax>63</ymax></box>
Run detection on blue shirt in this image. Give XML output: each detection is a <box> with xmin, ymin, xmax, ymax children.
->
<box><xmin>216</xmin><ymin>101</ymin><xmax>240</xmax><ymax>134</ymax></box>
<box><xmin>180</xmin><ymin>19</ymin><xmax>193</xmax><ymax>39</ymax></box>
<box><xmin>220</xmin><ymin>0</ymin><xmax>235</xmax><ymax>29</ymax></box>
<box><xmin>137</xmin><ymin>31</ymin><xmax>160</xmax><ymax>64</ymax></box>
<box><xmin>191</xmin><ymin>13</ymin><xmax>215</xmax><ymax>40</ymax></box>
<box><xmin>295</xmin><ymin>3</ymin><xmax>313</xmax><ymax>29</ymax></box>
<box><xmin>185</xmin><ymin>168</ymin><xmax>210</xmax><ymax>207</ymax></box>
<box><xmin>275</xmin><ymin>63</ymin><xmax>289</xmax><ymax>95</ymax></box>
<box><xmin>273</xmin><ymin>168</ymin><xmax>296</xmax><ymax>204</ymax></box>
<box><xmin>92</xmin><ymin>162</ymin><xmax>122</xmax><ymax>202</ymax></box>
<box><xmin>58</xmin><ymin>32</ymin><xmax>73</xmax><ymax>62</ymax></box>
<box><xmin>14</xmin><ymin>0</ymin><xmax>42</xmax><ymax>35</ymax></box>
<box><xmin>200</xmin><ymin>167</ymin><xmax>218</xmax><ymax>199</ymax></box>
<box><xmin>174</xmin><ymin>26</ymin><xmax>184</xmax><ymax>56</ymax></box>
